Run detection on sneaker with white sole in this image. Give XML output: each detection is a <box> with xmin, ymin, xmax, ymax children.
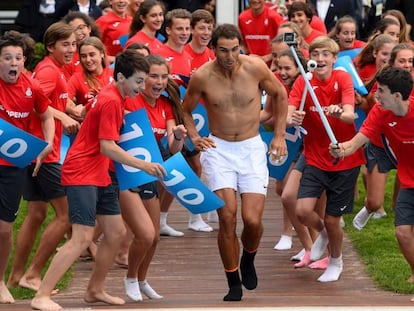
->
<box><xmin>273</xmin><ymin>235</ymin><xmax>292</xmax><ymax>250</ymax></box>
<box><xmin>352</xmin><ymin>206</ymin><xmax>372</xmax><ymax>230</ymax></box>
<box><xmin>372</xmin><ymin>211</ymin><xmax>387</xmax><ymax>219</ymax></box>
<box><xmin>160</xmin><ymin>224</ymin><xmax>184</xmax><ymax>237</ymax></box>
<box><xmin>188</xmin><ymin>219</ymin><xmax>213</xmax><ymax>232</ymax></box>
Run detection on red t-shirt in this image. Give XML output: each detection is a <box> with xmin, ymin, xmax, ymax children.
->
<box><xmin>304</xmin><ymin>29</ymin><xmax>325</xmax><ymax>45</ymax></box>
<box><xmin>125</xmin><ymin>30</ymin><xmax>163</xmax><ymax>52</ymax></box>
<box><xmin>125</xmin><ymin>94</ymin><xmax>174</xmax><ymax>142</ymax></box>
<box><xmin>238</xmin><ymin>6</ymin><xmax>282</xmax><ymax>57</ymax></box>
<box><xmin>289</xmin><ymin>69</ymin><xmax>365</xmax><ymax>171</ymax></box>
<box><xmin>183</xmin><ymin>44</ymin><xmax>215</xmax><ymax>74</ymax></box>
<box><xmin>357</xmin><ymin>63</ymin><xmax>377</xmax><ymax>83</ymax></box>
<box><xmin>0</xmin><ymin>74</ymin><xmax>50</xmax><ymax>166</ymax></box>
<box><xmin>310</xmin><ymin>16</ymin><xmax>327</xmax><ymax>34</ymax></box>
<box><xmin>96</xmin><ymin>11</ymin><xmax>132</xmax><ymax>57</ymax></box>
<box><xmin>353</xmin><ymin>40</ymin><xmax>366</xmax><ymax>49</ymax></box>
<box><xmin>153</xmin><ymin>44</ymin><xmax>192</xmax><ymax>83</ymax></box>
<box><xmin>68</xmin><ymin>67</ymin><xmax>114</xmax><ymax>107</ymax></box>
<box><xmin>62</xmin><ymin>84</ymin><xmax>124</xmax><ymax>186</ymax></box>
<box><xmin>31</xmin><ymin>56</ymin><xmax>68</xmax><ymax>163</ymax></box>
<box><xmin>62</xmin><ymin>52</ymin><xmax>81</xmax><ymax>82</ymax></box>
<box><xmin>360</xmin><ymin>101</ymin><xmax>414</xmax><ymax>188</ymax></box>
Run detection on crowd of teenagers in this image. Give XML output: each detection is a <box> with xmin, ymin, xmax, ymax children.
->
<box><xmin>1</xmin><ymin>0</ymin><xmax>414</xmax><ymax>309</ymax></box>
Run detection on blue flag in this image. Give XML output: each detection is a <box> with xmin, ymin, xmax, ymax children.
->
<box><xmin>161</xmin><ymin>153</ymin><xmax>224</xmax><ymax>214</ymax></box>
<box><xmin>115</xmin><ymin>109</ymin><xmax>163</xmax><ymax>190</ymax></box>
<box><xmin>260</xmin><ymin>127</ymin><xmax>303</xmax><ymax>180</ymax></box>
<box><xmin>0</xmin><ymin>119</ymin><xmax>48</xmax><ymax>168</ymax></box>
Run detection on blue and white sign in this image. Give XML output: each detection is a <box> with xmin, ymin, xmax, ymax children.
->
<box><xmin>115</xmin><ymin>109</ymin><xmax>163</xmax><ymax>190</ymax></box>
<box><xmin>334</xmin><ymin>55</ymin><xmax>368</xmax><ymax>95</ymax></box>
<box><xmin>0</xmin><ymin>119</ymin><xmax>47</xmax><ymax>168</ymax></box>
<box><xmin>338</xmin><ymin>48</ymin><xmax>362</xmax><ymax>60</ymax></box>
<box><xmin>261</xmin><ymin>127</ymin><xmax>303</xmax><ymax>180</ymax></box>
<box><xmin>161</xmin><ymin>152</ymin><xmax>224</xmax><ymax>214</ymax></box>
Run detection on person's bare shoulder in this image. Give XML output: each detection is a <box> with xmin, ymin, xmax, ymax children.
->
<box><xmin>240</xmin><ymin>54</ymin><xmax>269</xmax><ymax>76</ymax></box>
<box><xmin>189</xmin><ymin>61</ymin><xmax>215</xmax><ymax>87</ymax></box>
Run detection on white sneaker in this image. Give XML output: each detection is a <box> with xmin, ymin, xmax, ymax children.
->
<box><xmin>188</xmin><ymin>219</ymin><xmax>213</xmax><ymax>232</ymax></box>
<box><xmin>124</xmin><ymin>277</ymin><xmax>142</xmax><ymax>301</ymax></box>
<box><xmin>372</xmin><ymin>211</ymin><xmax>387</xmax><ymax>219</ymax></box>
<box><xmin>352</xmin><ymin>206</ymin><xmax>372</xmax><ymax>230</ymax></box>
<box><xmin>139</xmin><ymin>280</ymin><xmax>163</xmax><ymax>299</ymax></box>
<box><xmin>160</xmin><ymin>224</ymin><xmax>184</xmax><ymax>237</ymax></box>
<box><xmin>290</xmin><ymin>248</ymin><xmax>306</xmax><ymax>261</ymax></box>
<box><xmin>273</xmin><ymin>235</ymin><xmax>292</xmax><ymax>250</ymax></box>
<box><xmin>310</xmin><ymin>229</ymin><xmax>328</xmax><ymax>261</ymax></box>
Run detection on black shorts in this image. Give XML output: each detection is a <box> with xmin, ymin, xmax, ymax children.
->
<box><xmin>67</xmin><ymin>173</ymin><xmax>121</xmax><ymax>226</ymax></box>
<box><xmin>293</xmin><ymin>152</ymin><xmax>306</xmax><ymax>173</ymax></box>
<box><xmin>298</xmin><ymin>165</ymin><xmax>360</xmax><ymax>217</ymax></box>
<box><xmin>364</xmin><ymin>142</ymin><xmax>396</xmax><ymax>173</ymax></box>
<box><xmin>23</xmin><ymin>163</ymin><xmax>65</xmax><ymax>201</ymax></box>
<box><xmin>0</xmin><ymin>166</ymin><xmax>25</xmax><ymax>222</ymax></box>
<box><xmin>394</xmin><ymin>188</ymin><xmax>414</xmax><ymax>226</ymax></box>
<box><xmin>129</xmin><ymin>181</ymin><xmax>159</xmax><ymax>199</ymax></box>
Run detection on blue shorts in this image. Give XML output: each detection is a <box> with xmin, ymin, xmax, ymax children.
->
<box><xmin>394</xmin><ymin>188</ymin><xmax>414</xmax><ymax>226</ymax></box>
<box><xmin>23</xmin><ymin>162</ymin><xmax>66</xmax><ymax>201</ymax></box>
<box><xmin>298</xmin><ymin>165</ymin><xmax>360</xmax><ymax>217</ymax></box>
<box><xmin>67</xmin><ymin>173</ymin><xmax>120</xmax><ymax>226</ymax></box>
<box><xmin>364</xmin><ymin>142</ymin><xmax>396</xmax><ymax>174</ymax></box>
<box><xmin>0</xmin><ymin>166</ymin><xmax>25</xmax><ymax>222</ymax></box>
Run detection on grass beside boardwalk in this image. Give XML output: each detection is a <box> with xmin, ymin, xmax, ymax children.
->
<box><xmin>6</xmin><ymin>200</ymin><xmax>72</xmax><ymax>300</ymax></box>
<box><xmin>345</xmin><ymin>170</ymin><xmax>414</xmax><ymax>294</ymax></box>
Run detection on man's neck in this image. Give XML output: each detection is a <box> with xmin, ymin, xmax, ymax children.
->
<box><xmin>189</xmin><ymin>41</ymin><xmax>206</xmax><ymax>54</ymax></box>
<box><xmin>394</xmin><ymin>99</ymin><xmax>410</xmax><ymax>117</ymax></box>
<box><xmin>166</xmin><ymin>40</ymin><xmax>184</xmax><ymax>53</ymax></box>
<box><xmin>251</xmin><ymin>5</ymin><xmax>264</xmax><ymax>16</ymax></box>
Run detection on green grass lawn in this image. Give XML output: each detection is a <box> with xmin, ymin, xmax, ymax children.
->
<box><xmin>6</xmin><ymin>200</ymin><xmax>72</xmax><ymax>300</ymax></box>
<box><xmin>345</xmin><ymin>170</ymin><xmax>414</xmax><ymax>294</ymax></box>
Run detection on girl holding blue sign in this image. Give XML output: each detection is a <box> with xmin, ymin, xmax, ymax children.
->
<box><xmin>120</xmin><ymin>54</ymin><xmax>187</xmax><ymax>302</ymax></box>
<box><xmin>0</xmin><ymin>35</ymin><xmax>55</xmax><ymax>304</ymax></box>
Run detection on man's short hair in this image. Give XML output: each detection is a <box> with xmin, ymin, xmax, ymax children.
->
<box><xmin>43</xmin><ymin>22</ymin><xmax>74</xmax><ymax>55</ymax></box>
<box><xmin>211</xmin><ymin>24</ymin><xmax>242</xmax><ymax>49</ymax></box>
<box><xmin>376</xmin><ymin>67</ymin><xmax>413</xmax><ymax>100</ymax></box>
<box><xmin>164</xmin><ymin>8</ymin><xmax>192</xmax><ymax>30</ymax></box>
<box><xmin>309</xmin><ymin>36</ymin><xmax>339</xmax><ymax>56</ymax></box>
<box><xmin>191</xmin><ymin>9</ymin><xmax>215</xmax><ymax>28</ymax></box>
<box><xmin>114</xmin><ymin>50</ymin><xmax>149</xmax><ymax>81</ymax></box>
<box><xmin>288</xmin><ymin>2</ymin><xmax>314</xmax><ymax>22</ymax></box>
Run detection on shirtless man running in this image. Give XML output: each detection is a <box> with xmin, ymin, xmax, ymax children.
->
<box><xmin>182</xmin><ymin>23</ymin><xmax>288</xmax><ymax>301</ymax></box>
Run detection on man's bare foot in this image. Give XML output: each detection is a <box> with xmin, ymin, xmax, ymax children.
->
<box><xmin>18</xmin><ymin>276</ymin><xmax>59</xmax><ymax>295</ymax></box>
<box><xmin>84</xmin><ymin>291</ymin><xmax>125</xmax><ymax>305</ymax></box>
<box><xmin>0</xmin><ymin>282</ymin><xmax>15</xmax><ymax>304</ymax></box>
<box><xmin>6</xmin><ymin>274</ymin><xmax>22</xmax><ymax>288</ymax></box>
<box><xmin>31</xmin><ymin>296</ymin><xmax>63</xmax><ymax>311</ymax></box>
<box><xmin>407</xmin><ymin>275</ymin><xmax>414</xmax><ymax>283</ymax></box>
<box><xmin>19</xmin><ymin>275</ymin><xmax>41</xmax><ymax>291</ymax></box>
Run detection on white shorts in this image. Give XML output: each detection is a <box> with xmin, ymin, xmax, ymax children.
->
<box><xmin>201</xmin><ymin>134</ymin><xmax>269</xmax><ymax>195</ymax></box>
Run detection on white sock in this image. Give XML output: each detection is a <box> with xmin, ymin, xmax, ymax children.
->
<box><xmin>189</xmin><ymin>213</ymin><xmax>203</xmax><ymax>224</ymax></box>
<box><xmin>353</xmin><ymin>206</ymin><xmax>372</xmax><ymax>230</ymax></box>
<box><xmin>310</xmin><ymin>228</ymin><xmax>328</xmax><ymax>261</ymax></box>
<box><xmin>290</xmin><ymin>248</ymin><xmax>306</xmax><ymax>261</ymax></box>
<box><xmin>160</xmin><ymin>212</ymin><xmax>168</xmax><ymax>227</ymax></box>
<box><xmin>317</xmin><ymin>255</ymin><xmax>343</xmax><ymax>282</ymax></box>
<box><xmin>124</xmin><ymin>277</ymin><xmax>142</xmax><ymax>301</ymax></box>
<box><xmin>139</xmin><ymin>280</ymin><xmax>163</xmax><ymax>299</ymax></box>
<box><xmin>273</xmin><ymin>235</ymin><xmax>292</xmax><ymax>250</ymax></box>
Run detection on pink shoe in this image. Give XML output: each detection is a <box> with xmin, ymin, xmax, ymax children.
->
<box><xmin>294</xmin><ymin>251</ymin><xmax>311</xmax><ymax>268</ymax></box>
<box><xmin>309</xmin><ymin>256</ymin><xmax>329</xmax><ymax>270</ymax></box>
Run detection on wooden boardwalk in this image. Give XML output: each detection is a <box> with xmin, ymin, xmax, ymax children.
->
<box><xmin>9</xmin><ymin>182</ymin><xmax>413</xmax><ymax>310</ymax></box>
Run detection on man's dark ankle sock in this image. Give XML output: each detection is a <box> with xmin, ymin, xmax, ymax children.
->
<box><xmin>240</xmin><ymin>249</ymin><xmax>257</xmax><ymax>290</ymax></box>
<box><xmin>223</xmin><ymin>270</ymin><xmax>242</xmax><ymax>301</ymax></box>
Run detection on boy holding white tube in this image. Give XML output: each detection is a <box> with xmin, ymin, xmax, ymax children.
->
<box><xmin>287</xmin><ymin>36</ymin><xmax>365</xmax><ymax>282</ymax></box>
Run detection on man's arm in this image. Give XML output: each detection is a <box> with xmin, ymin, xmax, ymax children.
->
<box><xmin>259</xmin><ymin>63</ymin><xmax>288</xmax><ymax>157</ymax></box>
<box><xmin>33</xmin><ymin>107</ymin><xmax>55</xmax><ymax>176</ymax></box>
<box><xmin>182</xmin><ymin>72</ymin><xmax>215</xmax><ymax>150</ymax></box>
<box><xmin>329</xmin><ymin>132</ymin><xmax>369</xmax><ymax>158</ymax></box>
<box><xmin>49</xmin><ymin>106</ymin><xmax>80</xmax><ymax>135</ymax></box>
<box><xmin>100</xmin><ymin>139</ymin><xmax>166</xmax><ymax>178</ymax></box>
